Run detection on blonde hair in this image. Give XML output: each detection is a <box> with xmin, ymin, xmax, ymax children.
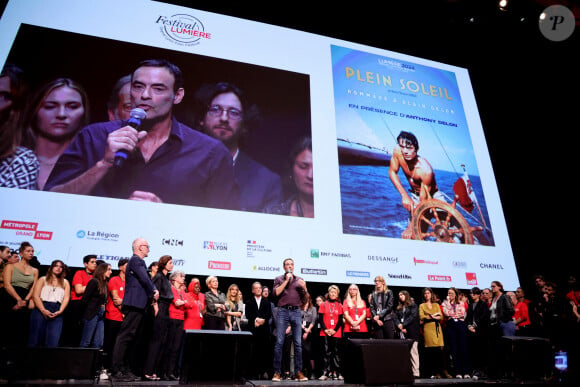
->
<box><xmin>205</xmin><ymin>275</ymin><xmax>217</xmax><ymax>287</ymax></box>
<box><xmin>226</xmin><ymin>283</ymin><xmax>241</xmax><ymax>310</ymax></box>
<box><xmin>345</xmin><ymin>284</ymin><xmax>365</xmax><ymax>308</ymax></box>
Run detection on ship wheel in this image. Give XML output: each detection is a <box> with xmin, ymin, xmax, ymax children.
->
<box><xmin>410</xmin><ymin>198</ymin><xmax>482</xmax><ymax>244</ymax></box>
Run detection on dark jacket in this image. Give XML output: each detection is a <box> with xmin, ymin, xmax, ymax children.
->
<box><xmin>466</xmin><ymin>300</ymin><xmax>490</xmax><ymax>334</ymax></box>
<box><xmin>123</xmin><ymin>254</ymin><xmax>157</xmax><ymax>310</ymax></box>
<box><xmin>370</xmin><ymin>289</ymin><xmax>394</xmax><ymax>321</ymax></box>
<box><xmin>245</xmin><ymin>296</ymin><xmax>272</xmax><ymax>335</ymax></box>
<box><xmin>81</xmin><ymin>278</ymin><xmax>107</xmax><ymax>320</ymax></box>
<box><xmin>395</xmin><ymin>302</ymin><xmax>420</xmax><ymax>340</ymax></box>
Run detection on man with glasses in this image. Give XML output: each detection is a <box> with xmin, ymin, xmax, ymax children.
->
<box><xmin>195</xmin><ymin>82</ymin><xmax>282</xmax><ymax>212</ymax></box>
<box><xmin>111</xmin><ymin>238</ymin><xmax>159</xmax><ymax>382</ymax></box>
<box><xmin>106</xmin><ymin>74</ymin><xmax>132</xmax><ymax>121</ymax></box>
<box><xmin>46</xmin><ymin>59</ymin><xmax>238</xmax><ymax>210</ymax></box>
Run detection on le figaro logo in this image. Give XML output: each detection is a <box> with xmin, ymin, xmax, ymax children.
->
<box><xmin>156</xmin><ymin>14</ymin><xmax>211</xmax><ymax>46</ymax></box>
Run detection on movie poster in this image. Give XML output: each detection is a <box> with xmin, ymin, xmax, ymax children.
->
<box><xmin>332</xmin><ymin>45</ymin><xmax>494</xmax><ymax>245</ymax></box>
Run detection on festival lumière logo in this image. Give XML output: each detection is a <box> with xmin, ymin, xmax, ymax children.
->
<box><xmin>156</xmin><ymin>14</ymin><xmax>211</xmax><ymax>46</ymax></box>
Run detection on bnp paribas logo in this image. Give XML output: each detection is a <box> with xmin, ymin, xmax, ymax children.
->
<box><xmin>310</xmin><ymin>249</ymin><xmax>319</xmax><ymax>258</ymax></box>
<box><xmin>156</xmin><ymin>14</ymin><xmax>212</xmax><ymax>46</ymax></box>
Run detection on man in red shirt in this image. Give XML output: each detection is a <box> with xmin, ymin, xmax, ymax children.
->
<box><xmin>61</xmin><ymin>254</ymin><xmax>97</xmax><ymax>346</ymax></box>
<box><xmin>104</xmin><ymin>258</ymin><xmax>128</xmax><ymax>368</ymax></box>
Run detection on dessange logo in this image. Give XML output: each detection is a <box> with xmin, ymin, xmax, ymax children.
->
<box><xmin>156</xmin><ymin>14</ymin><xmax>211</xmax><ymax>46</ymax></box>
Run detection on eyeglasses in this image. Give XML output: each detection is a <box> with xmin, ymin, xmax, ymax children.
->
<box><xmin>207</xmin><ymin>105</ymin><xmax>243</xmax><ymax>120</ymax></box>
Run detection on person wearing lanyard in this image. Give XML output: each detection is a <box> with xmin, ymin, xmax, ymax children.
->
<box><xmin>271</xmin><ymin>258</ymin><xmax>308</xmax><ymax>382</ymax></box>
<box><xmin>318</xmin><ymin>285</ymin><xmax>344</xmax><ymax>381</ymax></box>
<box><xmin>441</xmin><ymin>287</ymin><xmax>471</xmax><ymax>379</ymax></box>
<box><xmin>343</xmin><ymin>284</ymin><xmax>368</xmax><ymax>339</ymax></box>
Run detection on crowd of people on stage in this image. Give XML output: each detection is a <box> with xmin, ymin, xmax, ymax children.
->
<box><xmin>1</xmin><ymin>241</ymin><xmax>579</xmax><ymax>382</ymax></box>
<box><xmin>0</xmin><ymin>59</ymin><xmax>313</xmax><ymax>217</ymax></box>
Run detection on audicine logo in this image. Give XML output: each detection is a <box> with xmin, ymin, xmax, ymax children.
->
<box><xmin>156</xmin><ymin>14</ymin><xmax>211</xmax><ymax>46</ymax></box>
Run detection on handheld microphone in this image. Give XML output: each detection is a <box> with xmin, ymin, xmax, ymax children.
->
<box><xmin>113</xmin><ymin>108</ymin><xmax>147</xmax><ymax>168</ymax></box>
<box><xmin>285</xmin><ymin>270</ymin><xmax>293</xmax><ymax>281</ymax></box>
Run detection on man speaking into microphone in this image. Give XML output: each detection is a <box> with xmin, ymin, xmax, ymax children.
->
<box><xmin>271</xmin><ymin>258</ymin><xmax>309</xmax><ymax>382</ymax></box>
<box><xmin>44</xmin><ymin>59</ymin><xmax>238</xmax><ymax>210</ymax></box>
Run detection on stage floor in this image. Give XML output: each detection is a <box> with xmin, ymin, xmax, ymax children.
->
<box><xmin>0</xmin><ymin>376</ymin><xmax>556</xmax><ymax>386</ymax></box>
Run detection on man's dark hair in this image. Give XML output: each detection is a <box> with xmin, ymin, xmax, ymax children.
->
<box><xmin>107</xmin><ymin>74</ymin><xmax>131</xmax><ymax>111</ymax></box>
<box><xmin>397</xmin><ymin>131</ymin><xmax>419</xmax><ymax>151</ymax></box>
<box><xmin>471</xmin><ymin>286</ymin><xmax>481</xmax><ymax>295</ymax></box>
<box><xmin>193</xmin><ymin>81</ymin><xmax>259</xmax><ymax>133</ymax></box>
<box><xmin>83</xmin><ymin>254</ymin><xmax>97</xmax><ymax>264</ymax></box>
<box><xmin>134</xmin><ymin>59</ymin><xmax>184</xmax><ymax>92</ymax></box>
<box><xmin>118</xmin><ymin>258</ymin><xmax>129</xmax><ymax>268</ymax></box>
<box><xmin>0</xmin><ymin>245</ymin><xmax>9</xmax><ymax>253</ymax></box>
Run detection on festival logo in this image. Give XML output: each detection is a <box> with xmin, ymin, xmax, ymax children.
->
<box><xmin>452</xmin><ymin>260</ymin><xmax>467</xmax><ymax>269</ymax></box>
<box><xmin>156</xmin><ymin>14</ymin><xmax>211</xmax><ymax>46</ymax></box>
<box><xmin>310</xmin><ymin>249</ymin><xmax>319</xmax><ymax>258</ymax></box>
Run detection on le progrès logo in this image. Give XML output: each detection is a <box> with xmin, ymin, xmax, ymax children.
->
<box><xmin>156</xmin><ymin>14</ymin><xmax>211</xmax><ymax>46</ymax></box>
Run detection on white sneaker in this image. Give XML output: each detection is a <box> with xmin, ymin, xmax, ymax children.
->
<box><xmin>99</xmin><ymin>370</ymin><xmax>109</xmax><ymax>380</ymax></box>
<box><xmin>456</xmin><ymin>374</ymin><xmax>462</xmax><ymax>379</ymax></box>
<box><xmin>464</xmin><ymin>374</ymin><xmax>471</xmax><ymax>379</ymax></box>
<box><xmin>318</xmin><ymin>374</ymin><xmax>329</xmax><ymax>380</ymax></box>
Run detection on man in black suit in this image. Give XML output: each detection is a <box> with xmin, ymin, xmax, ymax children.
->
<box><xmin>245</xmin><ymin>281</ymin><xmax>273</xmax><ymax>379</ymax></box>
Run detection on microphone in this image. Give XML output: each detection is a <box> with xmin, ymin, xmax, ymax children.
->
<box><xmin>113</xmin><ymin>108</ymin><xmax>147</xmax><ymax>168</ymax></box>
<box><xmin>285</xmin><ymin>270</ymin><xmax>293</xmax><ymax>281</ymax></box>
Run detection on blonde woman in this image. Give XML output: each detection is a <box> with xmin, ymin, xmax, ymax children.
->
<box><xmin>343</xmin><ymin>284</ymin><xmax>368</xmax><ymax>339</ymax></box>
<box><xmin>318</xmin><ymin>285</ymin><xmax>344</xmax><ymax>380</ymax></box>
<box><xmin>204</xmin><ymin>276</ymin><xmax>227</xmax><ymax>330</ymax></box>
<box><xmin>370</xmin><ymin>275</ymin><xmax>395</xmax><ymax>339</ymax></box>
<box><xmin>225</xmin><ymin>284</ymin><xmax>244</xmax><ymax>331</ymax></box>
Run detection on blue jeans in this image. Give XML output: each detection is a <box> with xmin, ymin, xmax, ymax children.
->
<box><xmin>273</xmin><ymin>307</ymin><xmax>302</xmax><ymax>373</ymax></box>
<box><xmin>500</xmin><ymin>320</ymin><xmax>516</xmax><ymax>337</ymax></box>
<box><xmin>28</xmin><ymin>301</ymin><xmax>63</xmax><ymax>347</ymax></box>
<box><xmin>80</xmin><ymin>306</ymin><xmax>105</xmax><ymax>348</ymax></box>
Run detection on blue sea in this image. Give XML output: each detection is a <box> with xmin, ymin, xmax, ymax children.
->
<box><xmin>339</xmin><ymin>165</ymin><xmax>494</xmax><ymax>244</ymax></box>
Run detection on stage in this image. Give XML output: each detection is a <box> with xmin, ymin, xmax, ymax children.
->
<box><xmin>0</xmin><ymin>376</ymin><xmax>558</xmax><ymax>386</ymax></box>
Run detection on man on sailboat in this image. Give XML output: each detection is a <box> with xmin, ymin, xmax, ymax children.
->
<box><xmin>388</xmin><ymin>131</ymin><xmax>444</xmax><ymax>239</ymax></box>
